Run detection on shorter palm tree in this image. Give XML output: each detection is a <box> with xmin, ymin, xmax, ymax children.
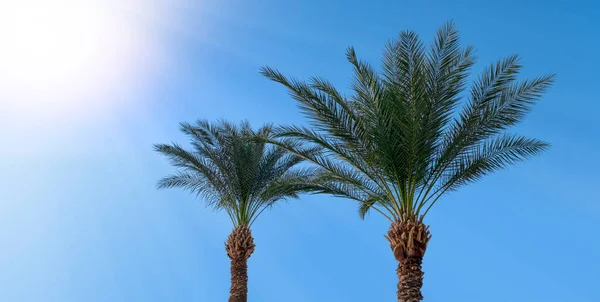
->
<box><xmin>154</xmin><ymin>120</ymin><xmax>313</xmax><ymax>302</ymax></box>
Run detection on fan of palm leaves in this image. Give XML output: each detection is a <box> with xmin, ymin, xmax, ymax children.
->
<box><xmin>261</xmin><ymin>21</ymin><xmax>553</xmax><ymax>223</ymax></box>
<box><xmin>154</xmin><ymin>120</ymin><xmax>316</xmax><ymax>226</ymax></box>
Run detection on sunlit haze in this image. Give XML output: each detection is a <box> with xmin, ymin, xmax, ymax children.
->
<box><xmin>0</xmin><ymin>0</ymin><xmax>166</xmax><ymax>123</ymax></box>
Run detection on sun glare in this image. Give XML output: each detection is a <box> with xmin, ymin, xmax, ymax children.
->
<box><xmin>0</xmin><ymin>0</ymin><xmax>164</xmax><ymax>121</ymax></box>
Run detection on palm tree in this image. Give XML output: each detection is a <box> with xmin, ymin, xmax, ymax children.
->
<box><xmin>261</xmin><ymin>21</ymin><xmax>553</xmax><ymax>302</ymax></box>
<box><xmin>154</xmin><ymin>120</ymin><xmax>313</xmax><ymax>302</ymax></box>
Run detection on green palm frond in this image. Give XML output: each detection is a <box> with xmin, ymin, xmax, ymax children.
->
<box><xmin>262</xmin><ymin>21</ymin><xmax>553</xmax><ymax>222</ymax></box>
<box><xmin>155</xmin><ymin>120</ymin><xmax>313</xmax><ymax>226</ymax></box>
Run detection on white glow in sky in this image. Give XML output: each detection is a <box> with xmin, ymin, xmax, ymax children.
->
<box><xmin>0</xmin><ymin>0</ymin><xmax>170</xmax><ymax>123</ymax></box>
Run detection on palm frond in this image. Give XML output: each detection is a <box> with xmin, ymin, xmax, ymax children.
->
<box><xmin>442</xmin><ymin>134</ymin><xmax>549</xmax><ymax>191</ymax></box>
<box><xmin>155</xmin><ymin>119</ymin><xmax>310</xmax><ymax>226</ymax></box>
<box><xmin>263</xmin><ymin>22</ymin><xmax>552</xmax><ymax>222</ymax></box>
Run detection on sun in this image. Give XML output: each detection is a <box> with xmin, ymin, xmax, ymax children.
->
<box><xmin>0</xmin><ymin>0</ymin><xmax>164</xmax><ymax>121</ymax></box>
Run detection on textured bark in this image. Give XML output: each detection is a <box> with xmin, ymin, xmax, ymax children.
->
<box><xmin>229</xmin><ymin>257</ymin><xmax>249</xmax><ymax>302</ymax></box>
<box><xmin>385</xmin><ymin>219</ymin><xmax>431</xmax><ymax>302</ymax></box>
<box><xmin>396</xmin><ymin>257</ymin><xmax>424</xmax><ymax>302</ymax></box>
<box><xmin>225</xmin><ymin>225</ymin><xmax>255</xmax><ymax>302</ymax></box>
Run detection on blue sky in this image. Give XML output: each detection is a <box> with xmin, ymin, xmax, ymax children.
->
<box><xmin>1</xmin><ymin>0</ymin><xmax>599</xmax><ymax>301</ymax></box>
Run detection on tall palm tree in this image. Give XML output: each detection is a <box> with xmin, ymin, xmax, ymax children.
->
<box><xmin>154</xmin><ymin>120</ymin><xmax>313</xmax><ymax>302</ymax></box>
<box><xmin>261</xmin><ymin>21</ymin><xmax>553</xmax><ymax>302</ymax></box>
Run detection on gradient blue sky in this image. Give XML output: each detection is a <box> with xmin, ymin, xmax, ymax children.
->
<box><xmin>1</xmin><ymin>0</ymin><xmax>599</xmax><ymax>301</ymax></box>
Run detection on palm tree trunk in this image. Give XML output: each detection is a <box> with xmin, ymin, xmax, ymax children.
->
<box><xmin>385</xmin><ymin>219</ymin><xmax>431</xmax><ymax>302</ymax></box>
<box><xmin>225</xmin><ymin>225</ymin><xmax>255</xmax><ymax>302</ymax></box>
<box><xmin>229</xmin><ymin>255</ymin><xmax>249</xmax><ymax>302</ymax></box>
<box><xmin>396</xmin><ymin>256</ymin><xmax>424</xmax><ymax>302</ymax></box>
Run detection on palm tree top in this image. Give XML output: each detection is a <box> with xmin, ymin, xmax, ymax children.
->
<box><xmin>261</xmin><ymin>21</ymin><xmax>553</xmax><ymax>223</ymax></box>
<box><xmin>154</xmin><ymin>119</ymin><xmax>314</xmax><ymax>226</ymax></box>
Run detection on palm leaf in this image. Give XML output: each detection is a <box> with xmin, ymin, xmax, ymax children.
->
<box><xmin>155</xmin><ymin>120</ymin><xmax>311</xmax><ymax>226</ymax></box>
<box><xmin>263</xmin><ymin>21</ymin><xmax>553</xmax><ymax>222</ymax></box>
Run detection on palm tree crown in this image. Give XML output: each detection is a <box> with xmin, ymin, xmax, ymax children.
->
<box><xmin>154</xmin><ymin>119</ymin><xmax>313</xmax><ymax>226</ymax></box>
<box><xmin>261</xmin><ymin>21</ymin><xmax>553</xmax><ymax>223</ymax></box>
